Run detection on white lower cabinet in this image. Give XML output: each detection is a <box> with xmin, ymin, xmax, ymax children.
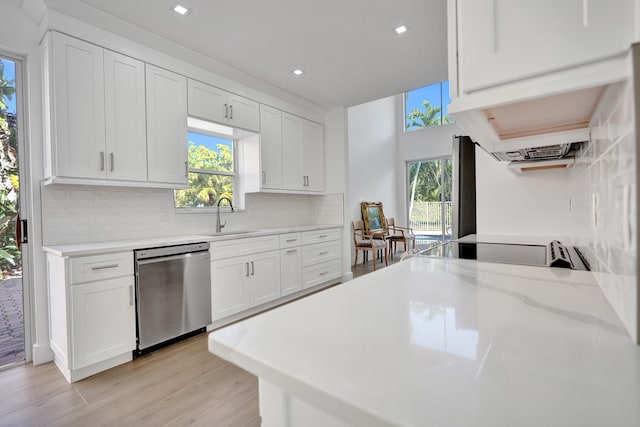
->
<box><xmin>280</xmin><ymin>247</ymin><xmax>303</xmax><ymax>296</ymax></box>
<box><xmin>70</xmin><ymin>277</ymin><xmax>135</xmax><ymax>369</ymax></box>
<box><xmin>300</xmin><ymin>230</ymin><xmax>342</xmax><ymax>289</ymax></box>
<box><xmin>211</xmin><ymin>238</ymin><xmax>281</xmax><ymax>321</ymax></box>
<box><xmin>46</xmin><ymin>251</ymin><xmax>135</xmax><ymax>383</ymax></box>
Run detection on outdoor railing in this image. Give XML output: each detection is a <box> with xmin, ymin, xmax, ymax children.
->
<box><xmin>409</xmin><ymin>201</ymin><xmax>453</xmax><ymax>232</ymax></box>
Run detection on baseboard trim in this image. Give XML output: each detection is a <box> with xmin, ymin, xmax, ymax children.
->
<box><xmin>32</xmin><ymin>343</ymin><xmax>54</xmax><ymax>365</ymax></box>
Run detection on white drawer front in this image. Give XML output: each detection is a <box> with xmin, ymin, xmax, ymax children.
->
<box><xmin>300</xmin><ymin>228</ymin><xmax>340</xmax><ymax>245</ymax></box>
<box><xmin>70</xmin><ymin>252</ymin><xmax>133</xmax><ymax>284</ymax></box>
<box><xmin>279</xmin><ymin>232</ymin><xmax>301</xmax><ymax>249</ymax></box>
<box><xmin>302</xmin><ymin>259</ymin><xmax>341</xmax><ymax>289</ymax></box>
<box><xmin>301</xmin><ymin>241</ymin><xmax>340</xmax><ymax>267</ymax></box>
<box><xmin>210</xmin><ymin>235</ymin><xmax>279</xmax><ymax>260</ymax></box>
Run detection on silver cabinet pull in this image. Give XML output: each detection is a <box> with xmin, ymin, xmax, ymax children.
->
<box><xmin>129</xmin><ymin>285</ymin><xmax>134</xmax><ymax>306</ymax></box>
<box><xmin>185</xmin><ymin>161</ymin><xmax>188</xmax><ymax>177</ymax></box>
<box><xmin>91</xmin><ymin>264</ymin><xmax>119</xmax><ymax>271</ymax></box>
<box><xmin>286</xmin><ymin>238</ymin><xmax>297</xmax><ymax>242</ymax></box>
<box><xmin>100</xmin><ymin>152</ymin><xmax>105</xmax><ymax>171</ymax></box>
<box><xmin>286</xmin><ymin>249</ymin><xmax>298</xmax><ymax>254</ymax></box>
<box><xmin>229</xmin><ymin>104</ymin><xmax>233</xmax><ymax>119</ymax></box>
<box><xmin>319</xmin><ymin>235</ymin><xmax>328</xmax><ymax>238</ymax></box>
<box><xmin>320</xmin><ymin>271</ymin><xmax>329</xmax><ymax>276</ymax></box>
<box><xmin>245</xmin><ymin>262</ymin><xmax>250</xmax><ymax>277</ymax></box>
<box><xmin>250</xmin><ymin>261</ymin><xmax>255</xmax><ymax>276</ymax></box>
<box><xmin>110</xmin><ymin>153</ymin><xmax>114</xmax><ymax>172</ymax></box>
<box><xmin>224</xmin><ymin>103</ymin><xmax>229</xmax><ymax>119</ymax></box>
<box><xmin>319</xmin><ymin>251</ymin><xmax>329</xmax><ymax>255</ymax></box>
<box><xmin>262</xmin><ymin>170</ymin><xmax>266</xmax><ymax>184</ymax></box>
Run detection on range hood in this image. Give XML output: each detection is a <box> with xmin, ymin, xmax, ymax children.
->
<box><xmin>491</xmin><ymin>142</ymin><xmax>582</xmax><ymax>162</ymax></box>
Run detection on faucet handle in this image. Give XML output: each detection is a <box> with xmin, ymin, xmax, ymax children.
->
<box><xmin>220</xmin><ymin>220</ymin><xmax>226</xmax><ymax>230</ymax></box>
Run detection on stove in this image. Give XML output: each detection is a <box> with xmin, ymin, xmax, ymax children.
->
<box><xmin>418</xmin><ymin>240</ymin><xmax>589</xmax><ymax>270</ymax></box>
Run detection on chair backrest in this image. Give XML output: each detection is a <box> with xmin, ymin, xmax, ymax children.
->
<box><xmin>387</xmin><ymin>217</ymin><xmax>395</xmax><ymax>228</ymax></box>
<box><xmin>352</xmin><ymin>220</ymin><xmax>365</xmax><ymax>245</ymax></box>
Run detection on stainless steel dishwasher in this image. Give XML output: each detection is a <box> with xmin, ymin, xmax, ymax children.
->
<box><xmin>134</xmin><ymin>242</ymin><xmax>211</xmax><ymax>355</ymax></box>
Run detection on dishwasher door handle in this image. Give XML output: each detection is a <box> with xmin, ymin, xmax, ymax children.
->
<box><xmin>136</xmin><ymin>251</ymin><xmax>209</xmax><ymax>265</ymax></box>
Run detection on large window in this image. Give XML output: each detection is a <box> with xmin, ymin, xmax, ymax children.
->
<box><xmin>404</xmin><ymin>81</ymin><xmax>453</xmax><ymax>132</ymax></box>
<box><xmin>175</xmin><ymin>119</ymin><xmax>235</xmax><ymax>208</ymax></box>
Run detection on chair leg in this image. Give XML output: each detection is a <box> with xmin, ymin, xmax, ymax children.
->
<box><xmin>384</xmin><ymin>245</ymin><xmax>388</xmax><ymax>266</ymax></box>
<box><xmin>372</xmin><ymin>250</ymin><xmax>377</xmax><ymax>271</ymax></box>
<box><xmin>353</xmin><ymin>250</ymin><xmax>358</xmax><ymax>267</ymax></box>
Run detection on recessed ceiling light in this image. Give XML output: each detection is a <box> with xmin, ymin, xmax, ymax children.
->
<box><xmin>173</xmin><ymin>4</ymin><xmax>190</xmax><ymax>15</ymax></box>
<box><xmin>394</xmin><ymin>25</ymin><xmax>408</xmax><ymax>34</ymax></box>
<box><xmin>292</xmin><ymin>69</ymin><xmax>304</xmax><ymax>76</ymax></box>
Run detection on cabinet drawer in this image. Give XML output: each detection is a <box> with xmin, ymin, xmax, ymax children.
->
<box><xmin>301</xmin><ymin>241</ymin><xmax>340</xmax><ymax>267</ymax></box>
<box><xmin>70</xmin><ymin>252</ymin><xmax>133</xmax><ymax>284</ymax></box>
<box><xmin>300</xmin><ymin>228</ymin><xmax>340</xmax><ymax>245</ymax></box>
<box><xmin>280</xmin><ymin>232</ymin><xmax>301</xmax><ymax>249</ymax></box>
<box><xmin>302</xmin><ymin>259</ymin><xmax>341</xmax><ymax>289</ymax></box>
<box><xmin>210</xmin><ymin>235</ymin><xmax>279</xmax><ymax>260</ymax></box>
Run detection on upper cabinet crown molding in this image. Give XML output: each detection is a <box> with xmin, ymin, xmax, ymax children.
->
<box><xmin>447</xmin><ymin>0</ymin><xmax>634</xmax><ymax>154</ymax></box>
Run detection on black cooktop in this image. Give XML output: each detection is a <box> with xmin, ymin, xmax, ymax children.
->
<box><xmin>418</xmin><ymin>241</ymin><xmax>589</xmax><ymax>270</ymax></box>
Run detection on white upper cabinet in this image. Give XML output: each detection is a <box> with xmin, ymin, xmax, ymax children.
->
<box><xmin>146</xmin><ymin>64</ymin><xmax>188</xmax><ymax>185</ymax></box>
<box><xmin>187</xmin><ymin>79</ymin><xmax>259</xmax><ymax>132</ymax></box>
<box><xmin>104</xmin><ymin>51</ymin><xmax>147</xmax><ymax>182</ymax></box>
<box><xmin>448</xmin><ymin>0</ymin><xmax>635</xmax><ymax>153</ymax></box>
<box><xmin>49</xmin><ymin>32</ymin><xmax>106</xmax><ymax>179</ymax></box>
<box><xmin>282</xmin><ymin>112</ymin><xmax>324</xmax><ymax>192</ymax></box>
<box><xmin>259</xmin><ymin>105</ymin><xmax>284</xmax><ymax>189</ymax></box>
<box><xmin>458</xmin><ymin>0</ymin><xmax>634</xmax><ymax>93</ymax></box>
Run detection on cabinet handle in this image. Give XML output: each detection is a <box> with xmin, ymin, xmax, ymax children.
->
<box><xmin>129</xmin><ymin>285</ymin><xmax>134</xmax><ymax>306</ymax></box>
<box><xmin>91</xmin><ymin>264</ymin><xmax>119</xmax><ymax>271</ymax></box>
<box><xmin>110</xmin><ymin>153</ymin><xmax>115</xmax><ymax>172</ymax></box>
<box><xmin>286</xmin><ymin>249</ymin><xmax>298</xmax><ymax>254</ymax></box>
<box><xmin>100</xmin><ymin>151</ymin><xmax>105</xmax><ymax>171</ymax></box>
<box><xmin>286</xmin><ymin>238</ymin><xmax>297</xmax><ymax>242</ymax></box>
<box><xmin>245</xmin><ymin>262</ymin><xmax>250</xmax><ymax>277</ymax></box>
<box><xmin>319</xmin><ymin>251</ymin><xmax>329</xmax><ymax>255</ymax></box>
<box><xmin>251</xmin><ymin>261</ymin><xmax>255</xmax><ymax>276</ymax></box>
<box><xmin>262</xmin><ymin>170</ymin><xmax>266</xmax><ymax>184</ymax></box>
<box><xmin>229</xmin><ymin>104</ymin><xmax>233</xmax><ymax>119</ymax></box>
<box><xmin>306</xmin><ymin>176</ymin><xmax>310</xmax><ymax>187</ymax></box>
<box><xmin>319</xmin><ymin>235</ymin><xmax>328</xmax><ymax>238</ymax></box>
<box><xmin>185</xmin><ymin>161</ymin><xmax>188</xmax><ymax>177</ymax></box>
<box><xmin>224</xmin><ymin>103</ymin><xmax>229</xmax><ymax>119</ymax></box>
<box><xmin>320</xmin><ymin>271</ymin><xmax>329</xmax><ymax>276</ymax></box>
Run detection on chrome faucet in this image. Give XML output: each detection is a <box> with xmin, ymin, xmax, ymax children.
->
<box><xmin>216</xmin><ymin>196</ymin><xmax>235</xmax><ymax>233</ymax></box>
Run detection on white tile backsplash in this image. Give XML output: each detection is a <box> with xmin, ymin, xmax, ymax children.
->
<box><xmin>568</xmin><ymin>79</ymin><xmax>638</xmax><ymax>342</ymax></box>
<box><xmin>41</xmin><ymin>186</ymin><xmax>343</xmax><ymax>245</ymax></box>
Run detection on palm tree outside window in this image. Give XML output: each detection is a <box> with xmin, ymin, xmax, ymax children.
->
<box><xmin>404</xmin><ymin>81</ymin><xmax>454</xmax><ymax>131</ymax></box>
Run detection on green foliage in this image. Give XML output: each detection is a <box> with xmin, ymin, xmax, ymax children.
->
<box><xmin>406</xmin><ymin>100</ymin><xmax>453</xmax><ymax>130</ymax></box>
<box><xmin>175</xmin><ymin>141</ymin><xmax>234</xmax><ymax>207</ymax></box>
<box><xmin>408</xmin><ymin>159</ymin><xmax>452</xmax><ymax>203</ymax></box>
<box><xmin>0</xmin><ymin>59</ymin><xmax>19</xmax><ymax>279</ymax></box>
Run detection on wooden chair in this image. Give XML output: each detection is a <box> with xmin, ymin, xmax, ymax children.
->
<box><xmin>352</xmin><ymin>220</ymin><xmax>388</xmax><ymax>271</ymax></box>
<box><xmin>386</xmin><ymin>218</ymin><xmax>416</xmax><ymax>256</ymax></box>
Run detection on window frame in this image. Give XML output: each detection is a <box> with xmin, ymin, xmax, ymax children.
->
<box><xmin>174</xmin><ymin>126</ymin><xmax>238</xmax><ymax>211</ymax></box>
<box><xmin>403</xmin><ymin>81</ymin><xmax>453</xmax><ymax>133</ymax></box>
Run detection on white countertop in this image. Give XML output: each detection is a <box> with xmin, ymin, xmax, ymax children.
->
<box><xmin>208</xmin><ymin>256</ymin><xmax>640</xmax><ymax>427</ymax></box>
<box><xmin>42</xmin><ymin>224</ymin><xmax>341</xmax><ymax>257</ymax></box>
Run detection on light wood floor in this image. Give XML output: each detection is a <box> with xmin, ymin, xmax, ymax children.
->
<box><xmin>0</xmin><ymin>255</ymin><xmax>402</xmax><ymax>427</ymax></box>
<box><xmin>0</xmin><ymin>333</ymin><xmax>259</xmax><ymax>427</ymax></box>
<box><xmin>351</xmin><ymin>249</ymin><xmax>403</xmax><ymax>279</ymax></box>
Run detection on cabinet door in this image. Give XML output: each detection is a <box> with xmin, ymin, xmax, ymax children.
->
<box><xmin>259</xmin><ymin>105</ymin><xmax>283</xmax><ymax>189</ymax></box>
<box><xmin>211</xmin><ymin>257</ymin><xmax>251</xmax><ymax>320</ymax></box>
<box><xmin>51</xmin><ymin>32</ymin><xmax>106</xmax><ymax>179</ymax></box>
<box><xmin>458</xmin><ymin>0</ymin><xmax>634</xmax><ymax>92</ymax></box>
<box><xmin>227</xmin><ymin>93</ymin><xmax>259</xmax><ymax>132</ymax></box>
<box><xmin>146</xmin><ymin>64</ymin><xmax>188</xmax><ymax>185</ymax></box>
<box><xmin>249</xmin><ymin>251</ymin><xmax>281</xmax><ymax>306</ymax></box>
<box><xmin>187</xmin><ymin>79</ymin><xmax>228</xmax><ymax>124</ymax></box>
<box><xmin>70</xmin><ymin>276</ymin><xmax>135</xmax><ymax>370</ymax></box>
<box><xmin>104</xmin><ymin>50</ymin><xmax>147</xmax><ymax>182</ymax></box>
<box><xmin>282</xmin><ymin>113</ymin><xmax>304</xmax><ymax>190</ymax></box>
<box><xmin>280</xmin><ymin>248</ymin><xmax>302</xmax><ymax>297</ymax></box>
<box><xmin>301</xmin><ymin>119</ymin><xmax>324</xmax><ymax>192</ymax></box>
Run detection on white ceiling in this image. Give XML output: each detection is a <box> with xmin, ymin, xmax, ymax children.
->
<box><xmin>58</xmin><ymin>0</ymin><xmax>449</xmax><ymax>109</ymax></box>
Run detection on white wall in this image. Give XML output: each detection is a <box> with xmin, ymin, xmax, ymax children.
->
<box><xmin>476</xmin><ymin>148</ymin><xmax>570</xmax><ymax>237</ymax></box>
<box><xmin>347</xmin><ymin>96</ymin><xmax>397</xmax><ymax>226</ymax></box>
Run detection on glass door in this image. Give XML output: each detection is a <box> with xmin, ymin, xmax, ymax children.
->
<box><xmin>407</xmin><ymin>157</ymin><xmax>452</xmax><ymax>249</ymax></box>
<box><xmin>0</xmin><ymin>56</ymin><xmax>25</xmax><ymax>368</ymax></box>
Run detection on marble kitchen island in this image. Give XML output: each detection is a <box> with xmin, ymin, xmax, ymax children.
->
<box><xmin>208</xmin><ymin>255</ymin><xmax>640</xmax><ymax>426</ymax></box>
